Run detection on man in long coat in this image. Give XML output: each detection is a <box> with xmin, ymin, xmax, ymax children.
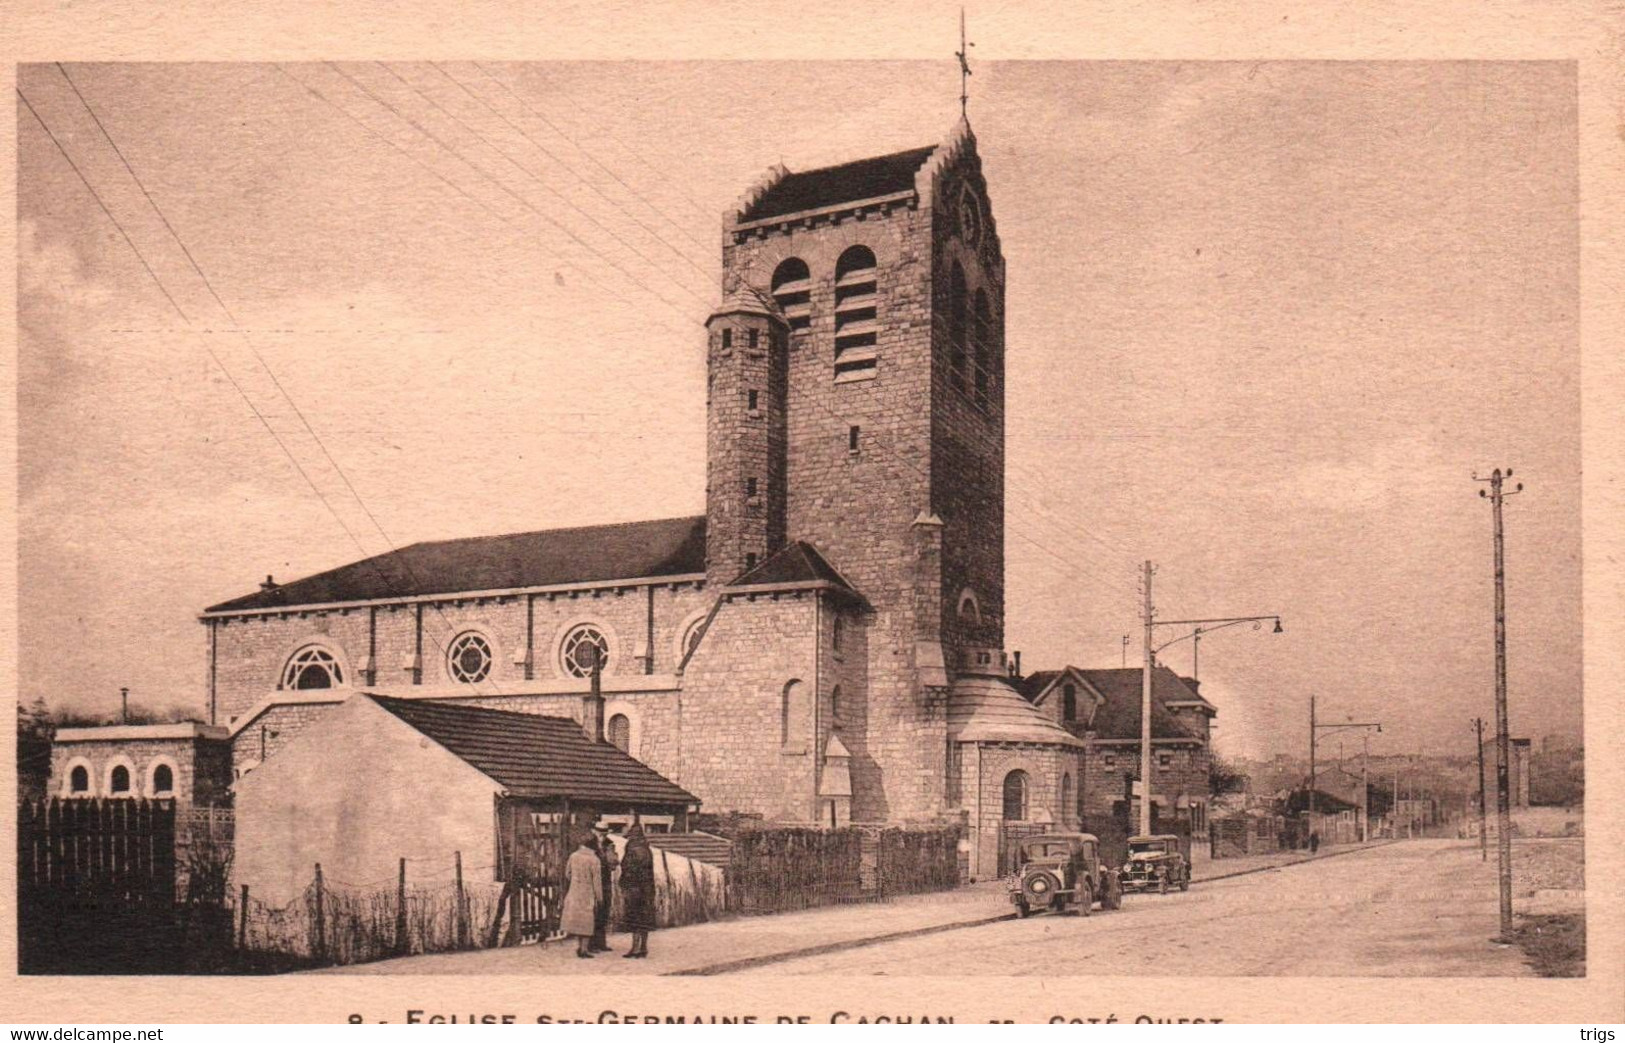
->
<box><xmin>590</xmin><ymin>827</ymin><xmax>619</xmax><ymax>953</ymax></box>
<box><xmin>561</xmin><ymin>831</ymin><xmax>602</xmax><ymax>958</ymax></box>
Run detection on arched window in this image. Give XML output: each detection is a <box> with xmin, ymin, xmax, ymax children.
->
<box><xmin>957</xmin><ymin>588</ymin><xmax>981</xmax><ymax>626</ymax></box>
<box><xmin>1061</xmin><ymin>773</ymin><xmax>1075</xmax><ymax>822</ymax></box>
<box><xmin>830</xmin><ymin>685</ymin><xmax>842</xmax><ymax>722</ymax></box>
<box><xmin>151</xmin><ymin>764</ymin><xmax>174</xmax><ymax>795</ymax></box>
<box><xmin>834</xmin><ymin>246</ymin><xmax>878</xmax><ymax>381</ymax></box>
<box><xmin>771</xmin><ymin>257</ymin><xmax>811</xmax><ymax>331</ymax></box>
<box><xmin>781</xmin><ymin>679</ymin><xmax>809</xmax><ymax>749</ymax></box>
<box><xmin>561</xmin><ymin>625</ymin><xmax>610</xmax><ymax>678</ymax></box>
<box><xmin>1062</xmin><ymin>683</ymin><xmax>1077</xmax><ymax>721</ymax></box>
<box><xmin>832</xmin><ymin>614</ymin><xmax>844</xmax><ymax>653</ymax></box>
<box><xmin>109</xmin><ymin>765</ymin><xmax>131</xmax><ymax>795</ymax></box>
<box><xmin>948</xmin><ymin>262</ymin><xmax>968</xmax><ymax>392</ymax></box>
<box><xmin>283</xmin><ymin>645</ymin><xmax>344</xmax><ymax>690</ymax></box>
<box><xmin>69</xmin><ymin>765</ymin><xmax>89</xmax><ymax>794</ymax></box>
<box><xmin>1002</xmin><ymin>769</ymin><xmax>1029</xmax><ymax>821</ymax></box>
<box><xmin>607</xmin><ymin>714</ymin><xmax>631</xmax><ymax>753</ymax></box>
<box><xmin>973</xmin><ymin>289</ymin><xmax>993</xmax><ymax>409</ymax></box>
<box><xmin>447</xmin><ymin>632</ymin><xmax>494</xmax><ymax>684</ymax></box>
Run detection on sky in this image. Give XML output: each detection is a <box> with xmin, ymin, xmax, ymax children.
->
<box><xmin>16</xmin><ymin>60</ymin><xmax>1580</xmax><ymax>760</ymax></box>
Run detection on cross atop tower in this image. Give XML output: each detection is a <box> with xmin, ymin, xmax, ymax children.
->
<box><xmin>956</xmin><ymin>8</ymin><xmax>974</xmax><ymax>117</ymax></box>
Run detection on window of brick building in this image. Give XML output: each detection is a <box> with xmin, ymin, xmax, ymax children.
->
<box><xmin>1061</xmin><ymin>772</ymin><xmax>1075</xmax><ymax>821</ymax></box>
<box><xmin>1158</xmin><ymin>752</ymin><xmax>1173</xmax><ymax>769</ymax></box>
<box><xmin>748</xmin><ymin>389</ymin><xmax>759</xmax><ymax>412</ymax></box>
<box><xmin>1002</xmin><ymin>769</ymin><xmax>1029</xmax><ymax>821</ymax></box>
<box><xmin>830</xmin><ymin>685</ymin><xmax>842</xmax><ymax>722</ymax></box>
<box><xmin>746</xmin><ymin>477</ymin><xmax>758</xmax><ymax>498</ymax></box>
<box><xmin>448</xmin><ymin>632</ymin><xmax>494</xmax><ymax>684</ymax></box>
<box><xmin>722</xmin><ymin>328</ymin><xmax>732</xmax><ymax>350</ymax></box>
<box><xmin>771</xmin><ymin>258</ymin><xmax>812</xmax><ymax>330</ymax></box>
<box><xmin>69</xmin><ymin>765</ymin><xmax>89</xmax><ymax>794</ymax></box>
<box><xmin>151</xmin><ymin>764</ymin><xmax>174</xmax><ymax>795</ymax></box>
<box><xmin>607</xmin><ymin>713</ymin><xmax>631</xmax><ymax>753</ymax></box>
<box><xmin>282</xmin><ymin>645</ymin><xmax>344</xmax><ymax>690</ymax></box>
<box><xmin>781</xmin><ymin>679</ymin><xmax>810</xmax><ymax>749</ymax></box>
<box><xmin>848</xmin><ymin>425</ymin><xmax>861</xmax><ymax>453</ymax></box>
<box><xmin>1104</xmin><ymin>755</ymin><xmax>1116</xmax><ymax>770</ymax></box>
<box><xmin>1062</xmin><ymin>683</ymin><xmax>1077</xmax><ymax>721</ymax></box>
<box><xmin>109</xmin><ymin>765</ymin><xmax>131</xmax><ymax>795</ymax></box>
<box><xmin>832</xmin><ymin>614</ymin><xmax>844</xmax><ymax>653</ymax></box>
<box><xmin>561</xmin><ymin>625</ymin><xmax>610</xmax><ymax>679</ymax></box>
<box><xmin>834</xmin><ymin>246</ymin><xmax>878</xmax><ymax>381</ymax></box>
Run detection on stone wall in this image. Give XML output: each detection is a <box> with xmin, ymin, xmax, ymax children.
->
<box><xmin>675</xmin><ymin>592</ymin><xmax>817</xmax><ymax>822</ymax></box>
<box><xmin>50</xmin><ymin>735</ymin><xmax>219</xmax><ymax>804</ymax></box>
<box><xmin>209</xmin><ymin>582</ymin><xmax>709</xmax><ymax>725</ymax></box>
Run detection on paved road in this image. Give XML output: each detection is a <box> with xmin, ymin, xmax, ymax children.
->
<box><xmin>742</xmin><ymin>839</ymin><xmax>1534</xmax><ymax>977</ymax></box>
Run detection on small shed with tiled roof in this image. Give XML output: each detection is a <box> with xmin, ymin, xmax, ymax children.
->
<box><xmin>232</xmin><ymin>692</ymin><xmax>698</xmax><ymax>907</ymax></box>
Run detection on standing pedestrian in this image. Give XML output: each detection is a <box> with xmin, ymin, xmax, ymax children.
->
<box><xmin>1309</xmin><ymin>830</ymin><xmax>1321</xmax><ymax>855</ymax></box>
<box><xmin>561</xmin><ymin>830</ymin><xmax>602</xmax><ymax>959</ymax></box>
<box><xmin>619</xmin><ymin>821</ymin><xmax>656</xmax><ymax>959</ymax></box>
<box><xmin>590</xmin><ymin>825</ymin><xmax>619</xmax><ymax>953</ymax></box>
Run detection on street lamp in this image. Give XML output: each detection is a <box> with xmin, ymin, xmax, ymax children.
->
<box><xmin>1153</xmin><ymin>615</ymin><xmax>1285</xmax><ymax>681</ymax></box>
<box><xmin>1308</xmin><ymin>700</ymin><xmax>1380</xmax><ymax>843</ymax></box>
<box><xmin>1136</xmin><ymin>559</ymin><xmax>1283</xmax><ymax>836</ymax></box>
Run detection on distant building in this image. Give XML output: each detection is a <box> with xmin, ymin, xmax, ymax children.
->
<box><xmin>49</xmin><ymin>723</ymin><xmax>230</xmax><ymax>806</ymax></box>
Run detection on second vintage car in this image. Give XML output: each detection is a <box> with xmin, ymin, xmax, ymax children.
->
<box><xmin>1008</xmin><ymin>833</ymin><xmax>1123</xmax><ymax>917</ymax></box>
<box><xmin>1118</xmin><ymin>834</ymin><xmax>1191</xmax><ymax>894</ymax></box>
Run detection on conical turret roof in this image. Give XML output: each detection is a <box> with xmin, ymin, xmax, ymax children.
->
<box><xmin>948</xmin><ymin>672</ymin><xmax>1084</xmax><ymax>748</ymax></box>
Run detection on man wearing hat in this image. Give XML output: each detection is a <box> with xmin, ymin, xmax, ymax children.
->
<box><xmin>589</xmin><ymin>825</ymin><xmax>620</xmax><ymax>953</ymax></box>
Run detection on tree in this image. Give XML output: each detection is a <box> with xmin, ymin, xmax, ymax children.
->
<box><xmin>1209</xmin><ymin>756</ymin><xmax>1249</xmax><ymax>796</ymax></box>
<box><xmin>16</xmin><ymin>697</ymin><xmax>54</xmax><ymax>801</ymax></box>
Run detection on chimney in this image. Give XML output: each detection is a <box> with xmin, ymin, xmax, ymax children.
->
<box><xmin>1011</xmin><ymin>651</ymin><xmax>1022</xmax><ymax>679</ymax></box>
<box><xmin>581</xmin><ymin>651</ymin><xmax>606</xmax><ymax>743</ymax></box>
<box><xmin>260</xmin><ymin>574</ymin><xmax>279</xmax><ymax>592</ymax></box>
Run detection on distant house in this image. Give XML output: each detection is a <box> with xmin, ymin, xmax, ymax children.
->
<box><xmin>48</xmin><ymin>723</ymin><xmax>231</xmax><ymax>806</ymax></box>
<box><xmin>233</xmin><ymin>693</ymin><xmax>697</xmax><ymax>905</ymax></box>
<box><xmin>1020</xmin><ymin>665</ymin><xmax>1216</xmax><ymax>834</ymax></box>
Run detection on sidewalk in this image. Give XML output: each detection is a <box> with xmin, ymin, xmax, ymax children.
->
<box><xmin>320</xmin><ymin>881</ymin><xmax>1014</xmax><ymax>976</ymax></box>
<box><xmin>323</xmin><ymin>842</ymin><xmax>1392</xmax><ymax>976</ymax></box>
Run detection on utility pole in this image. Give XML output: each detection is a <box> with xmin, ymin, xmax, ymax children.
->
<box><xmin>1474</xmin><ymin>717</ymin><xmax>1488</xmax><ymax>862</ymax></box>
<box><xmin>1307</xmin><ymin>695</ymin><xmax>1316</xmax><ymax>836</ymax></box>
<box><xmin>1361</xmin><ymin>731</ymin><xmax>1371</xmax><ymax>844</ymax></box>
<box><xmin>1477</xmin><ymin>467</ymin><xmax>1520</xmax><ymax>942</ymax></box>
<box><xmin>1140</xmin><ymin>560</ymin><xmax>1155</xmax><ymax>837</ymax></box>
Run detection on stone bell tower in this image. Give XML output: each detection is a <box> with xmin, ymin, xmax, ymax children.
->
<box><xmin>704</xmin><ymin>288</ymin><xmax>789</xmax><ymax>589</ymax></box>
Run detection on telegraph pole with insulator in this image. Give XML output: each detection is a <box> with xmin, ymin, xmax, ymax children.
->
<box><xmin>1476</xmin><ymin>467</ymin><xmax>1521</xmax><ymax>943</ymax></box>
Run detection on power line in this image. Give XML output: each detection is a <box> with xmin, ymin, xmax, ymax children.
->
<box><xmin>425</xmin><ymin>62</ymin><xmax>716</xmax><ymax>282</ymax></box>
<box><xmin>272</xmin><ymin>63</ymin><xmax>692</xmax><ymax>342</ymax></box>
<box><xmin>475</xmin><ymin>62</ymin><xmax>717</xmax><ymax>226</ymax></box>
<box><xmin>322</xmin><ymin>62</ymin><xmax>703</xmax><ymax>322</ymax></box>
<box><xmin>16</xmin><ymin>88</ymin><xmax>191</xmax><ymax>323</ymax></box>
<box><xmin>49</xmin><ymin>66</ymin><xmax>511</xmax><ymax>699</ymax></box>
<box><xmin>460</xmin><ymin>62</ymin><xmax>716</xmax><ymax>257</ymax></box>
<box><xmin>379</xmin><ymin>62</ymin><xmax>714</xmax><ymax>301</ymax></box>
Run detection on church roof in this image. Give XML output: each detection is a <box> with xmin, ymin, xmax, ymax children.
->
<box><xmin>730</xmin><ymin>540</ymin><xmax>858</xmax><ymax>594</ymax></box>
<box><xmin>370</xmin><ymin>695</ymin><xmax>698</xmax><ymax>806</ymax></box>
<box><xmin>1073</xmin><ymin>666</ymin><xmax>1205</xmax><ymax>742</ymax></box>
<box><xmin>205</xmin><ymin>515</ymin><xmax>707</xmax><ymax>613</ymax></box>
<box><xmin>739</xmin><ymin>145</ymin><xmax>938</xmax><ymax>222</ymax></box>
<box><xmin>948</xmin><ymin>672</ymin><xmax>1084</xmax><ymax>748</ymax></box>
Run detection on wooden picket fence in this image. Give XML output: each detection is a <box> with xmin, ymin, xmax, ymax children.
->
<box><xmin>17</xmin><ymin>798</ymin><xmax>182</xmax><ymax>973</ymax></box>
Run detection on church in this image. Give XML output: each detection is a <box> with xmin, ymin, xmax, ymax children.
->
<box><xmin>49</xmin><ymin>116</ymin><xmax>1214</xmax><ymax>882</ymax></box>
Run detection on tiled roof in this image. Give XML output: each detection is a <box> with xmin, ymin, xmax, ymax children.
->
<box><xmin>739</xmin><ymin>146</ymin><xmax>937</xmax><ymax>222</ymax></box>
<box><xmin>1016</xmin><ymin>670</ymin><xmax>1063</xmax><ymax>703</ymax></box>
<box><xmin>647</xmin><ymin>831</ymin><xmax>732</xmax><ymax>868</ymax></box>
<box><xmin>731</xmin><ymin>540</ymin><xmax>857</xmax><ymax>593</ymax></box>
<box><xmin>206</xmin><ymin>515</ymin><xmax>706</xmax><ymax>612</ymax></box>
<box><xmin>948</xmin><ymin>673</ymin><xmax>1084</xmax><ymax>748</ymax></box>
<box><xmin>370</xmin><ymin>695</ymin><xmax>697</xmax><ymax>806</ymax></box>
<box><xmin>1074</xmin><ymin>666</ymin><xmax>1204</xmax><ymax>742</ymax></box>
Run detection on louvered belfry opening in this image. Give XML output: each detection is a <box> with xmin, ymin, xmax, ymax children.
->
<box><xmin>833</xmin><ymin>245</ymin><xmax>879</xmax><ymax>381</ymax></box>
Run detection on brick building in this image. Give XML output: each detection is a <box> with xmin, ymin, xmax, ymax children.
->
<box><xmin>1018</xmin><ymin>665</ymin><xmax>1217</xmax><ymax>836</ymax></box>
<box><xmin>52</xmin><ymin>117</ymin><xmax>1125</xmax><ymax>879</ymax></box>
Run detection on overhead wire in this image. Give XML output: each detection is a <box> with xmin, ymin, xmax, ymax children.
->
<box><xmin>49</xmin><ymin>65</ymin><xmax>513</xmax><ymax>699</ymax></box>
<box><xmin>424</xmin><ymin>61</ymin><xmax>717</xmax><ymax>282</ymax></box>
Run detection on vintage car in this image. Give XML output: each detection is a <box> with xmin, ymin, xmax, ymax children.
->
<box><xmin>1118</xmin><ymin>834</ymin><xmax>1191</xmax><ymax>894</ymax></box>
<box><xmin>1008</xmin><ymin>833</ymin><xmax>1122</xmax><ymax>917</ymax></box>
